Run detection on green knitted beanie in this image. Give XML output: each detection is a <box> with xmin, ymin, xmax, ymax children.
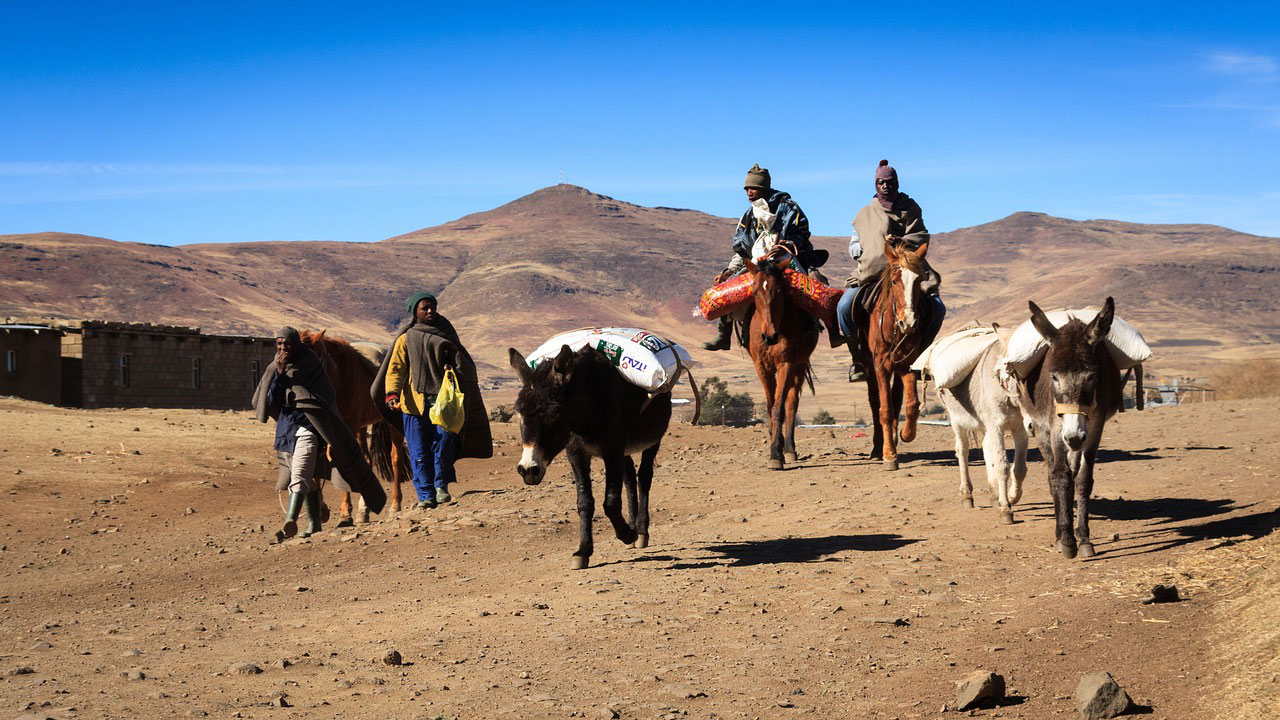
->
<box><xmin>406</xmin><ymin>292</ymin><xmax>437</xmax><ymax>313</ymax></box>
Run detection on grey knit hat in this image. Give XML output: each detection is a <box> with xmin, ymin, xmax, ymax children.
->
<box><xmin>275</xmin><ymin>326</ymin><xmax>301</xmax><ymax>343</ymax></box>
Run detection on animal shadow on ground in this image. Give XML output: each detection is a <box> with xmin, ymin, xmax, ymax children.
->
<box><xmin>701</xmin><ymin>534</ymin><xmax>920</xmax><ymax>567</ymax></box>
<box><xmin>1087</xmin><ymin>499</ymin><xmax>1279</xmax><ymax>559</ymax></box>
<box><xmin>908</xmin><ymin>446</ymin><xmax>1167</xmax><ymax>468</ymax></box>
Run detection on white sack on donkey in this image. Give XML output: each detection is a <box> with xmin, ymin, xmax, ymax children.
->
<box><xmin>913</xmin><ymin>325</ymin><xmax>1003</xmax><ymax>389</ymax></box>
<box><xmin>524</xmin><ymin>327</ymin><xmax>696</xmax><ymax>392</ymax></box>
<box><xmin>1003</xmin><ymin>307</ymin><xmax>1151</xmax><ymax>378</ymax></box>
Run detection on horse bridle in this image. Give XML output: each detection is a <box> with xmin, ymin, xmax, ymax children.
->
<box><xmin>1055</xmin><ymin>402</ymin><xmax>1089</xmax><ymax>417</ymax></box>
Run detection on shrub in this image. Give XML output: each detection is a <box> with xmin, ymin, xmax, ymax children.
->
<box><xmin>810</xmin><ymin>409</ymin><xmax>836</xmax><ymax>424</ymax></box>
<box><xmin>697</xmin><ymin>376</ymin><xmax>758</xmax><ymax>426</ymax></box>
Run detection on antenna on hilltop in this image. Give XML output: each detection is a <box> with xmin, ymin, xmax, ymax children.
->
<box><xmin>559</xmin><ymin>168</ymin><xmax>565</xmax><ymax>185</ymax></box>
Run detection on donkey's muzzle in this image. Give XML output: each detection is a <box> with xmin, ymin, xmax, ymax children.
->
<box><xmin>517</xmin><ymin>464</ymin><xmax>544</xmax><ymax>486</ymax></box>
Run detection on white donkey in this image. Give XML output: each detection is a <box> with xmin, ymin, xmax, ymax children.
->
<box><xmin>929</xmin><ymin>327</ymin><xmax>1030</xmax><ymax>524</ymax></box>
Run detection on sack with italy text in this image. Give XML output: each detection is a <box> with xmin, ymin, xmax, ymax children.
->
<box><xmin>428</xmin><ymin>368</ymin><xmax>466</xmax><ymax>434</ymax></box>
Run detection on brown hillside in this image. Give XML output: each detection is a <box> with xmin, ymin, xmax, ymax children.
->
<box><xmin>3</xmin><ymin>188</ymin><xmax>1277</xmax><ymax>385</ymax></box>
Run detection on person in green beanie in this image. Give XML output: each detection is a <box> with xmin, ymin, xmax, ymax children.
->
<box><xmin>703</xmin><ymin>164</ymin><xmax>829</xmax><ymax>350</ymax></box>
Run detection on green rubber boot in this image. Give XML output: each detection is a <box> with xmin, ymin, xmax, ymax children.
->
<box><xmin>436</xmin><ymin>486</ymin><xmax>452</xmax><ymax>505</ymax></box>
<box><xmin>701</xmin><ymin>317</ymin><xmax>732</xmax><ymax>351</ymax></box>
<box><xmin>300</xmin><ymin>491</ymin><xmax>323</xmax><ymax>538</ymax></box>
<box><xmin>276</xmin><ymin>492</ymin><xmax>304</xmax><ymax>543</ymax></box>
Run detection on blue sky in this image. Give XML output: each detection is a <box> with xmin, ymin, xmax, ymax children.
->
<box><xmin>2</xmin><ymin>2</ymin><xmax>1278</xmax><ymax>244</ymax></box>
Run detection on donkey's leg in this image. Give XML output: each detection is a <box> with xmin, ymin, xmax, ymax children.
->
<box><xmin>1009</xmin><ymin>422</ymin><xmax>1029</xmax><ymax>506</ymax></box>
<box><xmin>337</xmin><ymin>492</ymin><xmax>355</xmax><ymax>528</ymax></box>
<box><xmin>983</xmin><ymin>427</ymin><xmax>1013</xmax><ymax>524</ymax></box>
<box><xmin>1043</xmin><ymin>437</ymin><xmax>1076</xmax><ymax>557</ymax></box>
<box><xmin>623</xmin><ymin>456</ymin><xmax>639</xmax><ymax>531</ymax></box>
<box><xmin>782</xmin><ymin>373</ymin><xmax>802</xmax><ymax>464</ymax></box>
<box><xmin>634</xmin><ymin>444</ymin><xmax>659</xmax><ymax>549</ymax></box>
<box><xmin>566</xmin><ymin>446</ymin><xmax>596</xmax><ymax>570</ymax></box>
<box><xmin>756</xmin><ymin>361</ymin><xmax>782</xmax><ymax>469</ymax></box>
<box><xmin>1074</xmin><ymin>442</ymin><xmax>1101</xmax><ymax>558</ymax></box>
<box><xmin>601</xmin><ymin>454</ymin><xmax>638</xmax><ymax>547</ymax></box>
<box><xmin>899</xmin><ymin>370</ymin><xmax>920</xmax><ymax>443</ymax></box>
<box><xmin>878</xmin><ymin>367</ymin><xmax>899</xmax><ymax>470</ymax></box>
<box><xmin>954</xmin><ymin>427</ymin><xmax>973</xmax><ymax>507</ymax></box>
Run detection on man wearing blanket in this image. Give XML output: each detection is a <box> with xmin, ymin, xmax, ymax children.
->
<box><xmin>703</xmin><ymin>164</ymin><xmax>830</xmax><ymax>350</ymax></box>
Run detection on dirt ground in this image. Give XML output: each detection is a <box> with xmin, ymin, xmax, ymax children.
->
<box><xmin>1</xmin><ymin>395</ymin><xmax>1277</xmax><ymax>720</ymax></box>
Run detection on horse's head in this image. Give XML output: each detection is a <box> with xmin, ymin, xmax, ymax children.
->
<box><xmin>744</xmin><ymin>256</ymin><xmax>788</xmax><ymax>346</ymax></box>
<box><xmin>508</xmin><ymin>345</ymin><xmax>576</xmax><ymax>486</ymax></box>
<box><xmin>882</xmin><ymin>240</ymin><xmax>930</xmax><ymax>333</ymax></box>
<box><xmin>1029</xmin><ymin>296</ymin><xmax>1115</xmax><ymax>451</ymax></box>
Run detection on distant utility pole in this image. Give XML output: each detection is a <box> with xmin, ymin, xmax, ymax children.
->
<box><xmin>559</xmin><ymin>169</ymin><xmax>565</xmax><ymax>184</ymax></box>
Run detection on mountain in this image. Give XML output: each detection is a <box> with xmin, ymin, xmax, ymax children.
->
<box><xmin>3</xmin><ymin>185</ymin><xmax>1278</xmax><ymax>379</ymax></box>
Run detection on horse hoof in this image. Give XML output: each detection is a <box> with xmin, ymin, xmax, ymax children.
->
<box><xmin>357</xmin><ymin>511</ymin><xmax>370</xmax><ymax>524</ymax></box>
<box><xmin>569</xmin><ymin>556</ymin><xmax>589</xmax><ymax>570</ymax></box>
<box><xmin>392</xmin><ymin>501</ymin><xmax>402</xmax><ymax>513</ymax></box>
<box><xmin>1057</xmin><ymin>542</ymin><xmax>1077</xmax><ymax>559</ymax></box>
<box><xmin>900</xmin><ymin>428</ymin><xmax>917</xmax><ymax>443</ymax></box>
<box><xmin>767</xmin><ymin>458</ymin><xmax>784</xmax><ymax>471</ymax></box>
<box><xmin>336</xmin><ymin>517</ymin><xmax>355</xmax><ymax>528</ymax></box>
<box><xmin>635</xmin><ymin>533</ymin><xmax>649</xmax><ymax>549</ymax></box>
<box><xmin>883</xmin><ymin>458</ymin><xmax>898</xmax><ymax>471</ymax></box>
<box><xmin>999</xmin><ymin>510</ymin><xmax>1014</xmax><ymax>525</ymax></box>
<box><xmin>1078</xmin><ymin>543</ymin><xmax>1096</xmax><ymax>558</ymax></box>
<box><xmin>962</xmin><ymin>496</ymin><xmax>974</xmax><ymax>509</ymax></box>
<box><xmin>784</xmin><ymin>452</ymin><xmax>798</xmax><ymax>464</ymax></box>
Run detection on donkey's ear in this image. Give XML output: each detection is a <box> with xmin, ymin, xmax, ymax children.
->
<box><xmin>1087</xmin><ymin>296</ymin><xmax>1115</xmax><ymax>346</ymax></box>
<box><xmin>552</xmin><ymin>344</ymin><xmax>575</xmax><ymax>380</ymax></box>
<box><xmin>508</xmin><ymin>348</ymin><xmax>534</xmax><ymax>386</ymax></box>
<box><xmin>316</xmin><ymin>329</ymin><xmax>327</xmax><ymax>341</ymax></box>
<box><xmin>1028</xmin><ymin>301</ymin><xmax>1059</xmax><ymax>342</ymax></box>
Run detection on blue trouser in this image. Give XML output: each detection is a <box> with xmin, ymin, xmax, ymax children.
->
<box><xmin>402</xmin><ymin>411</ymin><xmax>458</xmax><ymax>501</ymax></box>
<box><xmin>837</xmin><ymin>286</ymin><xmax>947</xmax><ymax>347</ymax></box>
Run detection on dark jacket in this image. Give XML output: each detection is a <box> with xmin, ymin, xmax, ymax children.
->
<box><xmin>252</xmin><ymin>347</ymin><xmax>386</xmax><ymax>514</ymax></box>
<box><xmin>731</xmin><ymin>189</ymin><xmax>827</xmax><ymax>270</ymax></box>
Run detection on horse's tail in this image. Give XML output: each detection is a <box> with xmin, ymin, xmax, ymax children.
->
<box><xmin>369</xmin><ymin>420</ymin><xmax>404</xmax><ymax>486</ymax></box>
<box><xmin>805</xmin><ymin>365</ymin><xmax>817</xmax><ymax>395</ymax></box>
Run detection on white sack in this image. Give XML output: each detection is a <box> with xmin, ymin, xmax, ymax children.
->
<box><xmin>1004</xmin><ymin>308</ymin><xmax>1151</xmax><ymax>377</ymax></box>
<box><xmin>526</xmin><ymin>327</ymin><xmax>696</xmax><ymax>392</ymax></box>
<box><xmin>913</xmin><ymin>326</ymin><xmax>1002</xmax><ymax>388</ymax></box>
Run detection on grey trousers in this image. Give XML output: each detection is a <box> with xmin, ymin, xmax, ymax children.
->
<box><xmin>287</xmin><ymin>427</ymin><xmax>321</xmax><ymax>494</ymax></box>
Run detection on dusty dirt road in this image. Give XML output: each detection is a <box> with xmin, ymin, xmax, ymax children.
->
<box><xmin>1</xmin><ymin>396</ymin><xmax>1277</xmax><ymax>720</ymax></box>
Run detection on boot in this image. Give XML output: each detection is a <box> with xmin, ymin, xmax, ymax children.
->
<box><xmin>436</xmin><ymin>485</ymin><xmax>452</xmax><ymax>505</ymax></box>
<box><xmin>300</xmin><ymin>491</ymin><xmax>323</xmax><ymax>538</ymax></box>
<box><xmin>826</xmin><ymin>322</ymin><xmax>847</xmax><ymax>349</ymax></box>
<box><xmin>701</xmin><ymin>317</ymin><xmax>732</xmax><ymax>351</ymax></box>
<box><xmin>848</xmin><ymin>359</ymin><xmax>868</xmax><ymax>383</ymax></box>
<box><xmin>276</xmin><ymin>492</ymin><xmax>304</xmax><ymax>543</ymax></box>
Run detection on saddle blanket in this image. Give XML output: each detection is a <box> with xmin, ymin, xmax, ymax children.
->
<box><xmin>525</xmin><ymin>327</ymin><xmax>696</xmax><ymax>392</ymax></box>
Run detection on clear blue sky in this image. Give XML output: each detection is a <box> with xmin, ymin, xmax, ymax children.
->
<box><xmin>2</xmin><ymin>2</ymin><xmax>1278</xmax><ymax>244</ymax></box>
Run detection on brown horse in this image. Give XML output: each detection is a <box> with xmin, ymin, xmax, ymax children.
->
<box><xmin>744</xmin><ymin>257</ymin><xmax>818</xmax><ymax>470</ymax></box>
<box><xmin>853</xmin><ymin>240</ymin><xmax>931</xmax><ymax>470</ymax></box>
<box><xmin>298</xmin><ymin>330</ymin><xmax>409</xmax><ymax>521</ymax></box>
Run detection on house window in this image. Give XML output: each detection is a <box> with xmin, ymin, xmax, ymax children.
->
<box><xmin>249</xmin><ymin>360</ymin><xmax>260</xmax><ymax>390</ymax></box>
<box><xmin>5</xmin><ymin>350</ymin><xmax>14</xmax><ymax>373</ymax></box>
<box><xmin>119</xmin><ymin>354</ymin><xmax>131</xmax><ymax>387</ymax></box>
<box><xmin>191</xmin><ymin>357</ymin><xmax>202</xmax><ymax>389</ymax></box>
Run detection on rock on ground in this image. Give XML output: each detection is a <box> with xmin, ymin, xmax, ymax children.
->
<box><xmin>955</xmin><ymin>670</ymin><xmax>1005</xmax><ymax>710</ymax></box>
<box><xmin>1075</xmin><ymin>671</ymin><xmax>1132</xmax><ymax>718</ymax></box>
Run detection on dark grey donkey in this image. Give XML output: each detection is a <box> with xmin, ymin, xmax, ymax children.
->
<box><xmin>1018</xmin><ymin>297</ymin><xmax>1124</xmax><ymax>559</ymax></box>
<box><xmin>508</xmin><ymin>345</ymin><xmax>672</xmax><ymax>570</ymax></box>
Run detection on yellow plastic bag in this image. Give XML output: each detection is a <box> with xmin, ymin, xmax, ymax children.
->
<box><xmin>429</xmin><ymin>368</ymin><xmax>466</xmax><ymax>434</ymax></box>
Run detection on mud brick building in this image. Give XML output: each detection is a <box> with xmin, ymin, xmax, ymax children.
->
<box><xmin>59</xmin><ymin>321</ymin><xmax>276</xmax><ymax>409</ymax></box>
<box><xmin>1</xmin><ymin>320</ymin><xmax>276</xmax><ymax>409</ymax></box>
<box><xmin>0</xmin><ymin>324</ymin><xmax>64</xmax><ymax>405</ymax></box>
